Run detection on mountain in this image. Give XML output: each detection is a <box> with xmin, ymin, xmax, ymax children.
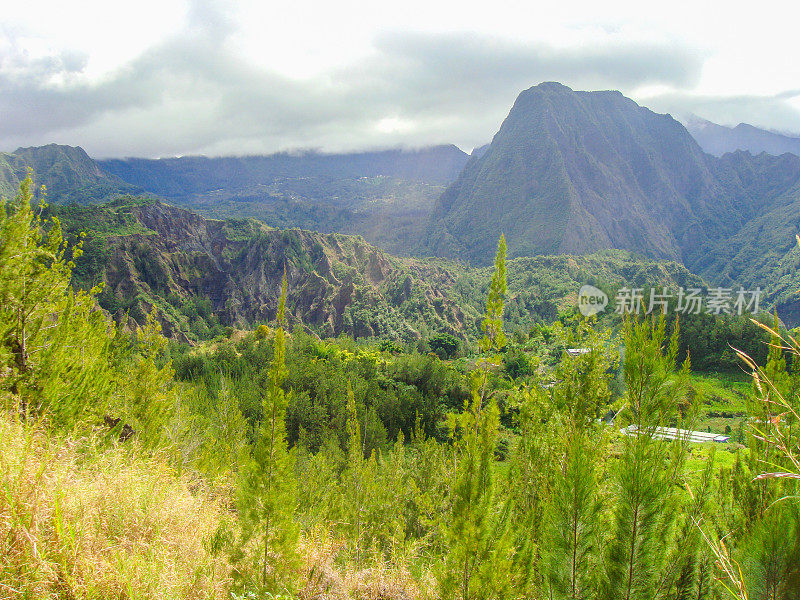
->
<box><xmin>11</xmin><ymin>86</ymin><xmax>800</xmax><ymax>325</ymax></box>
<box><xmin>424</xmin><ymin>82</ymin><xmax>760</xmax><ymax>265</ymax></box>
<box><xmin>422</xmin><ymin>83</ymin><xmax>800</xmax><ymax>322</ymax></box>
<box><xmin>0</xmin><ymin>144</ymin><xmax>135</xmax><ymax>202</ymax></box>
<box><xmin>100</xmin><ymin>145</ymin><xmax>469</xmax><ymax>193</ymax></box>
<box><xmin>694</xmin><ymin>150</ymin><xmax>800</xmax><ymax>319</ymax></box>
<box><xmin>685</xmin><ymin>116</ymin><xmax>800</xmax><ymax>157</ymax></box>
<box><xmin>55</xmin><ymin>198</ymin><xmax>703</xmax><ymax>342</ymax></box>
<box><xmin>0</xmin><ymin>143</ymin><xmax>469</xmax><ymax>255</ymax></box>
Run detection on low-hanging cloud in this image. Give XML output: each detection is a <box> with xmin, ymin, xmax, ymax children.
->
<box><xmin>646</xmin><ymin>90</ymin><xmax>800</xmax><ymax>135</ymax></box>
<box><xmin>2</xmin><ymin>0</ymin><xmax>787</xmax><ymax>158</ymax></box>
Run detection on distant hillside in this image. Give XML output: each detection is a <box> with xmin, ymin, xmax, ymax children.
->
<box><xmin>55</xmin><ymin>199</ymin><xmax>703</xmax><ymax>342</ymax></box>
<box><xmin>0</xmin><ymin>143</ymin><xmax>469</xmax><ymax>255</ymax></box>
<box><xmin>694</xmin><ymin>150</ymin><xmax>800</xmax><ymax>322</ymax></box>
<box><xmin>97</xmin><ymin>145</ymin><xmax>469</xmax><ymax>255</ymax></box>
<box><xmin>0</xmin><ymin>144</ymin><xmax>135</xmax><ymax>202</ymax></box>
<box><xmin>11</xmin><ymin>88</ymin><xmax>800</xmax><ymax>326</ymax></box>
<box><xmin>100</xmin><ymin>145</ymin><xmax>469</xmax><ymax>192</ymax></box>
<box><xmin>686</xmin><ymin>116</ymin><xmax>800</xmax><ymax>157</ymax></box>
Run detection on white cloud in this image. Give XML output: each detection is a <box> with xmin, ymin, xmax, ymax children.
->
<box><xmin>2</xmin><ymin>0</ymin><xmax>800</xmax><ymax>156</ymax></box>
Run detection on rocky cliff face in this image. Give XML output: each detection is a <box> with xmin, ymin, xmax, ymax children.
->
<box><xmin>64</xmin><ymin>199</ymin><xmax>476</xmax><ymax>342</ymax></box>
<box><xmin>424</xmin><ymin>82</ymin><xmax>728</xmax><ymax>264</ymax></box>
<box><xmin>63</xmin><ymin>198</ymin><xmax>707</xmax><ymax>341</ymax></box>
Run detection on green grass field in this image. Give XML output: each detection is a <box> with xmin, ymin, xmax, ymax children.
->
<box><xmin>688</xmin><ymin>372</ymin><xmax>752</xmax><ymax>438</ymax></box>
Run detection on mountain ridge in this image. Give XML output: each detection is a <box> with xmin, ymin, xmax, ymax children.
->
<box><xmin>8</xmin><ymin>83</ymin><xmax>800</xmax><ymax>326</ymax></box>
<box><xmin>0</xmin><ymin>144</ymin><xmax>136</xmax><ymax>202</ymax></box>
<box><xmin>422</xmin><ymin>83</ymin><xmax>800</xmax><ymax>320</ymax></box>
<box><xmin>685</xmin><ymin>116</ymin><xmax>800</xmax><ymax>157</ymax></box>
<box><xmin>0</xmin><ymin>143</ymin><xmax>470</xmax><ymax>256</ymax></box>
<box><xmin>424</xmin><ymin>82</ymin><xmax>739</xmax><ymax>264</ymax></box>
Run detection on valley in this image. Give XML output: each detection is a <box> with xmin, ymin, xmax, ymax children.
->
<box><xmin>3</xmin><ymin>78</ymin><xmax>800</xmax><ymax>599</ymax></box>
<box><xmin>5</xmin><ymin>83</ymin><xmax>800</xmax><ymax>329</ymax></box>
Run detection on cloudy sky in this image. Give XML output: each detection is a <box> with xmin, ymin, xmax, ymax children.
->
<box><xmin>2</xmin><ymin>0</ymin><xmax>800</xmax><ymax>158</ymax></box>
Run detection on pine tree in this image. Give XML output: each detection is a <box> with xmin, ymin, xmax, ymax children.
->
<box><xmin>507</xmin><ymin>384</ymin><xmax>561</xmax><ymax>596</ymax></box>
<box><xmin>732</xmin><ymin>314</ymin><xmax>800</xmax><ymax>598</ymax></box>
<box><xmin>541</xmin><ymin>321</ymin><xmax>615</xmax><ymax>600</ymax></box>
<box><xmin>551</xmin><ymin>320</ymin><xmax>616</xmax><ymax>430</ymax></box>
<box><xmin>441</xmin><ymin>234</ymin><xmax>513</xmax><ymax>600</ymax></box>
<box><xmin>342</xmin><ymin>377</ymin><xmax>367</xmax><ymax>562</ymax></box>
<box><xmin>602</xmin><ymin>316</ymin><xmax>691</xmax><ymax>600</ymax></box>
<box><xmin>672</xmin><ymin>448</ymin><xmax>717</xmax><ymax>600</ymax></box>
<box><xmin>233</xmin><ymin>270</ymin><xmax>299</xmax><ymax>592</ymax></box>
<box><xmin>113</xmin><ymin>310</ymin><xmax>175</xmax><ymax>447</ymax></box>
<box><xmin>0</xmin><ymin>174</ymin><xmax>113</xmax><ymax>428</ymax></box>
<box><xmin>543</xmin><ymin>433</ymin><xmax>605</xmax><ymax>600</ymax></box>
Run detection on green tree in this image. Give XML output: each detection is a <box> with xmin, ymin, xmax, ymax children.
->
<box><xmin>441</xmin><ymin>234</ymin><xmax>513</xmax><ymax>600</ymax></box>
<box><xmin>673</xmin><ymin>448</ymin><xmax>717</xmax><ymax>600</ymax></box>
<box><xmin>342</xmin><ymin>377</ymin><xmax>368</xmax><ymax>561</ymax></box>
<box><xmin>543</xmin><ymin>434</ymin><xmax>605</xmax><ymax>600</ymax></box>
<box><xmin>728</xmin><ymin>314</ymin><xmax>800</xmax><ymax>598</ymax></box>
<box><xmin>233</xmin><ymin>270</ymin><xmax>299</xmax><ymax>592</ymax></box>
<box><xmin>112</xmin><ymin>310</ymin><xmax>175</xmax><ymax>448</ymax></box>
<box><xmin>0</xmin><ymin>174</ymin><xmax>113</xmax><ymax>428</ymax></box>
<box><xmin>430</xmin><ymin>332</ymin><xmax>461</xmax><ymax>360</ymax></box>
<box><xmin>602</xmin><ymin>316</ymin><xmax>692</xmax><ymax>600</ymax></box>
<box><xmin>542</xmin><ymin>321</ymin><xmax>616</xmax><ymax>600</ymax></box>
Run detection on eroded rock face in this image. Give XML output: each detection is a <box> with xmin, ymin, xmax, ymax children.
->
<box><xmin>86</xmin><ymin>201</ymin><xmax>474</xmax><ymax>341</ymax></box>
<box><xmin>70</xmin><ymin>199</ymin><xmax>708</xmax><ymax>342</ymax></box>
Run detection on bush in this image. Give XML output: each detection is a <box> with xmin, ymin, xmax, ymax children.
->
<box><xmin>428</xmin><ymin>333</ymin><xmax>461</xmax><ymax>360</ymax></box>
<box><xmin>503</xmin><ymin>348</ymin><xmax>536</xmax><ymax>380</ymax></box>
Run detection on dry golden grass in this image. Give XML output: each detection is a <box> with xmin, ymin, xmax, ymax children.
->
<box><xmin>296</xmin><ymin>530</ymin><xmax>434</xmax><ymax>600</ymax></box>
<box><xmin>0</xmin><ymin>414</ymin><xmax>231</xmax><ymax>599</ymax></box>
<box><xmin>0</xmin><ymin>414</ymin><xmax>435</xmax><ymax>600</ymax></box>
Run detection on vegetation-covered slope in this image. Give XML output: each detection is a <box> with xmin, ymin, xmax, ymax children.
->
<box><xmin>426</xmin><ymin>83</ymin><xmax>800</xmax><ymax>269</ymax></box>
<box><xmin>0</xmin><ymin>144</ymin><xmax>135</xmax><ymax>202</ymax></box>
<box><xmin>0</xmin><ymin>143</ymin><xmax>469</xmax><ymax>255</ymax></box>
<box><xmin>3</xmin><ymin>183</ymin><xmax>798</xmax><ymax>598</ymax></box>
<box><xmin>424</xmin><ymin>82</ymin><xmax>738</xmax><ymax>263</ymax></box>
<box><xmin>99</xmin><ymin>145</ymin><xmax>470</xmax><ymax>255</ymax></box>
<box><xmin>423</xmin><ymin>83</ymin><xmax>800</xmax><ymax>323</ymax></box>
<box><xmin>55</xmin><ymin>198</ymin><xmax>704</xmax><ymax>343</ymax></box>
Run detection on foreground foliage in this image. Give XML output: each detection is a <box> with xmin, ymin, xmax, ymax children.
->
<box><xmin>1</xmin><ymin>177</ymin><xmax>798</xmax><ymax>599</ymax></box>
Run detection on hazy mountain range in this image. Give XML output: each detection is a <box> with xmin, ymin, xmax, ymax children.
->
<box><xmin>4</xmin><ymin>82</ymin><xmax>800</xmax><ymax>329</ymax></box>
<box><xmin>685</xmin><ymin>116</ymin><xmax>800</xmax><ymax>157</ymax></box>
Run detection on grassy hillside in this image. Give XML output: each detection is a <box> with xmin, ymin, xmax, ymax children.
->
<box><xmin>0</xmin><ymin>414</ymin><xmax>426</xmax><ymax>599</ymax></box>
<box><xmin>3</xmin><ymin>178</ymin><xmax>798</xmax><ymax>599</ymax></box>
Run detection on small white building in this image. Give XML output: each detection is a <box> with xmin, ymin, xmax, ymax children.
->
<box><xmin>622</xmin><ymin>424</ymin><xmax>730</xmax><ymax>444</ymax></box>
<box><xmin>566</xmin><ymin>348</ymin><xmax>591</xmax><ymax>357</ymax></box>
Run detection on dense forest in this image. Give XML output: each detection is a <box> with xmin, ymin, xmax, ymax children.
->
<box><xmin>1</xmin><ymin>176</ymin><xmax>799</xmax><ymax>599</ymax></box>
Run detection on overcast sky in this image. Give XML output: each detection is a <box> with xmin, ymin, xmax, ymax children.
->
<box><xmin>2</xmin><ymin>0</ymin><xmax>800</xmax><ymax>158</ymax></box>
